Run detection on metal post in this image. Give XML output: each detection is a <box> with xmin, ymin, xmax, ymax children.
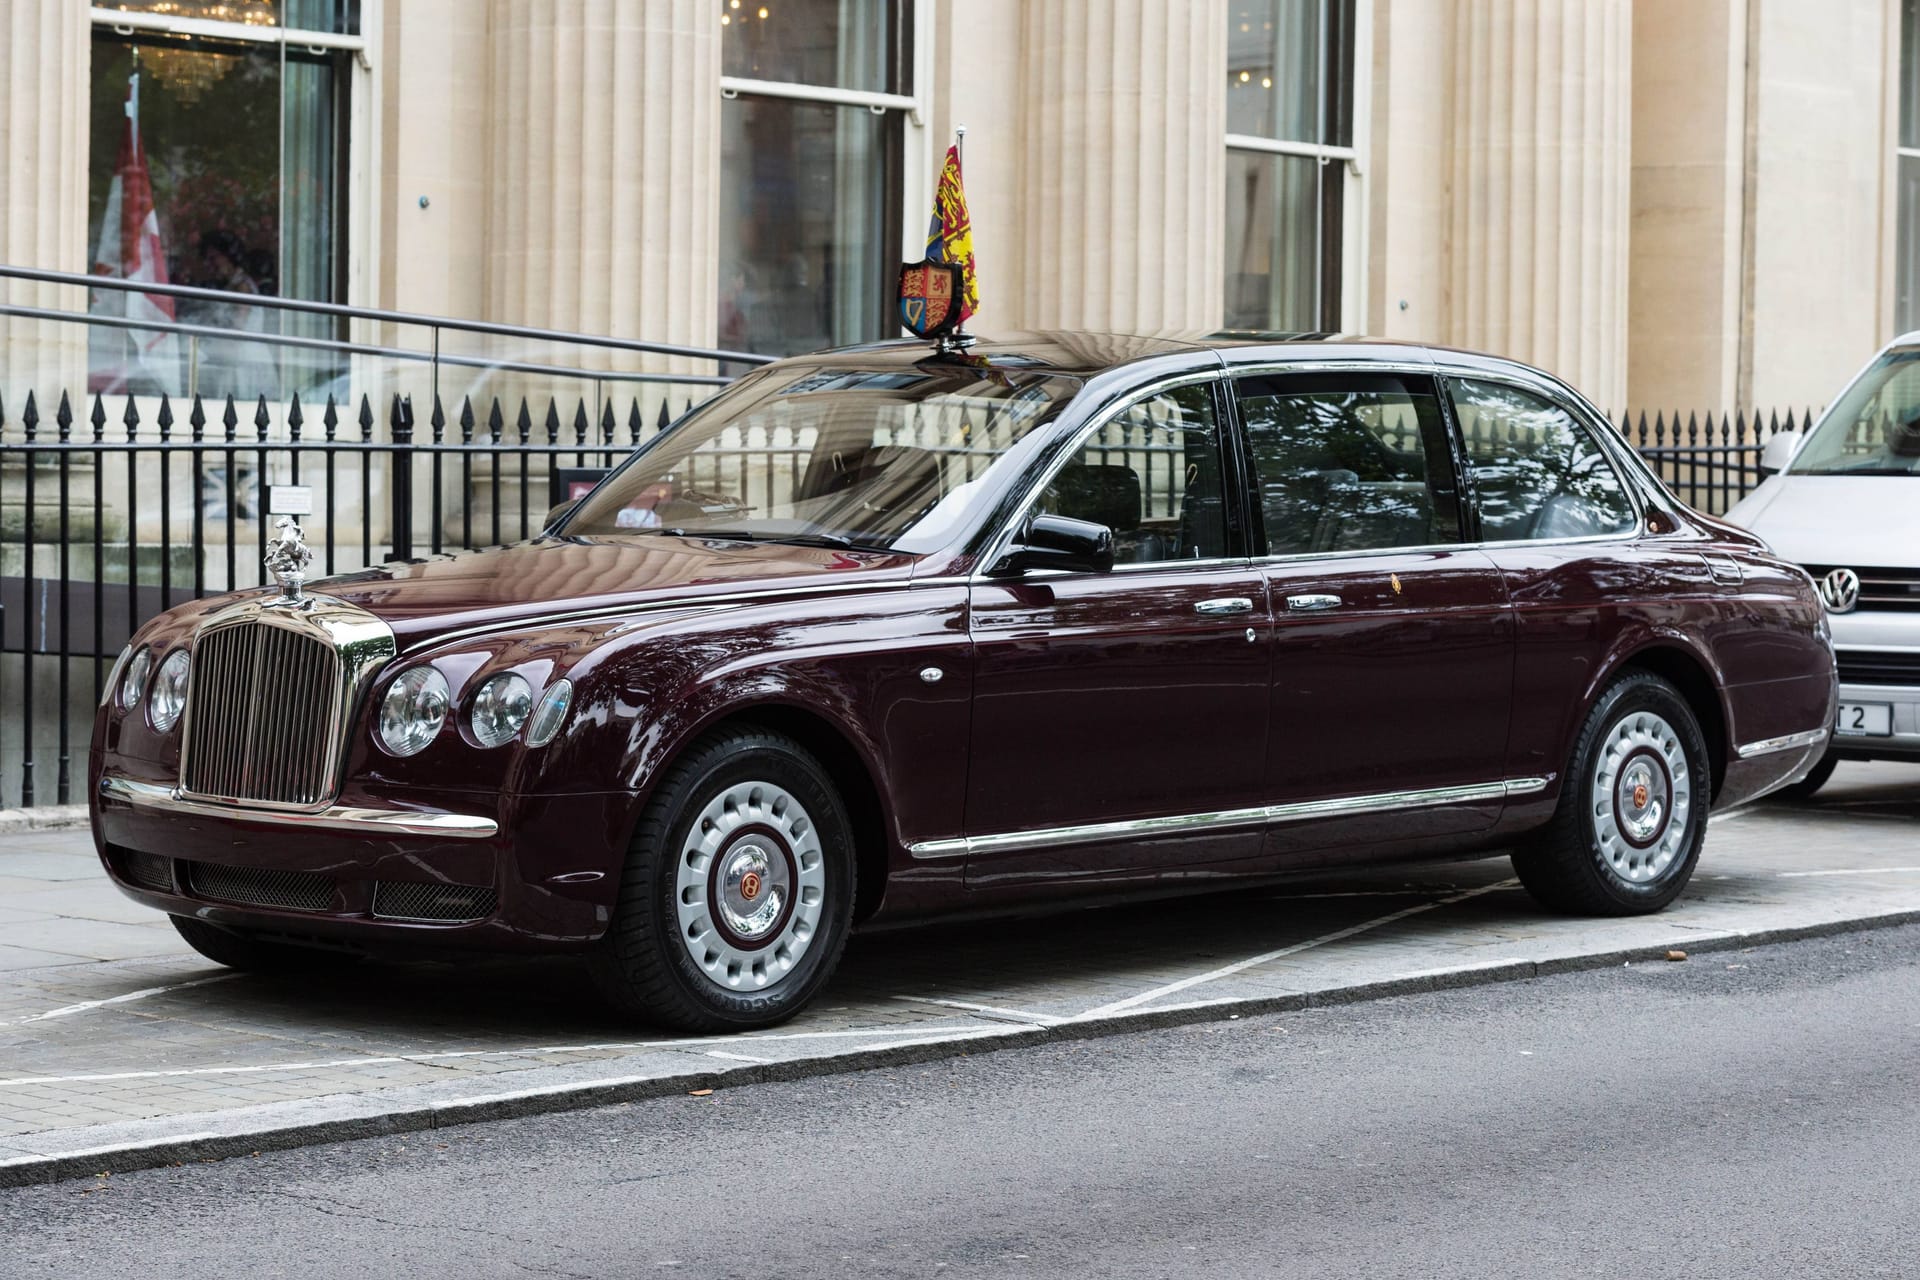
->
<box><xmin>390</xmin><ymin>394</ymin><xmax>415</xmax><ymax>562</ymax></box>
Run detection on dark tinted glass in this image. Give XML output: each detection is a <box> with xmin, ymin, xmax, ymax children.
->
<box><xmin>1449</xmin><ymin>378</ymin><xmax>1637</xmax><ymax>541</ymax></box>
<box><xmin>1035</xmin><ymin>383</ymin><xmax>1229</xmax><ymax>564</ymax></box>
<box><xmin>1237</xmin><ymin>373</ymin><xmax>1460</xmax><ymax>554</ymax></box>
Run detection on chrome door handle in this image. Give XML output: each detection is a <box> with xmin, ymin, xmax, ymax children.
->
<box><xmin>1285</xmin><ymin>593</ymin><xmax>1342</xmax><ymax>612</ymax></box>
<box><xmin>1194</xmin><ymin>597</ymin><xmax>1254</xmax><ymax>615</ymax></box>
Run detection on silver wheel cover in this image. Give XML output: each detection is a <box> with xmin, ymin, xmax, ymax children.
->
<box><xmin>674</xmin><ymin>780</ymin><xmax>827</xmax><ymax>992</ymax></box>
<box><xmin>1590</xmin><ymin>709</ymin><xmax>1693</xmax><ymax>885</ymax></box>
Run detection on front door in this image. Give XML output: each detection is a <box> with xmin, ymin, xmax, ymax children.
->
<box><xmin>1233</xmin><ymin>369</ymin><xmax>1515</xmax><ymax>857</ymax></box>
<box><xmin>965</xmin><ymin>379</ymin><xmax>1273</xmax><ymax>886</ymax></box>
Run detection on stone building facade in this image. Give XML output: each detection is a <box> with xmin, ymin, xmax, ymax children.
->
<box><xmin>0</xmin><ymin>0</ymin><xmax>1911</xmax><ymax>414</ymax></box>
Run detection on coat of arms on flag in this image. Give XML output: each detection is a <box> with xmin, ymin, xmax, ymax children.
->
<box><xmin>899</xmin><ymin>135</ymin><xmax>979</xmax><ymax>344</ymax></box>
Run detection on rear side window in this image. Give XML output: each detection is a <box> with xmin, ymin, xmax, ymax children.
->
<box><xmin>1448</xmin><ymin>378</ymin><xmax>1637</xmax><ymax>542</ymax></box>
<box><xmin>1235</xmin><ymin>372</ymin><xmax>1463</xmax><ymax>556</ymax></box>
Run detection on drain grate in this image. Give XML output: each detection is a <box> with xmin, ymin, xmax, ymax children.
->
<box><xmin>186</xmin><ymin>861</ymin><xmax>334</xmax><ymax>912</ymax></box>
<box><xmin>371</xmin><ymin>880</ymin><xmax>497</xmax><ymax>923</ymax></box>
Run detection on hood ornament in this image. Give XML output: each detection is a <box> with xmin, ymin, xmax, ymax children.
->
<box><xmin>264</xmin><ymin>516</ymin><xmax>315</xmax><ymax>605</ymax></box>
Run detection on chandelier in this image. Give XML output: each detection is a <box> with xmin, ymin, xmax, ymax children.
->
<box><xmin>116</xmin><ymin>1</ymin><xmax>278</xmax><ymax>105</ymax></box>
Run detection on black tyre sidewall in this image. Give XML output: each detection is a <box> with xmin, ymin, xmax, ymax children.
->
<box><xmin>1574</xmin><ymin>676</ymin><xmax>1711</xmax><ymax>910</ymax></box>
<box><xmin>638</xmin><ymin>734</ymin><xmax>854</xmax><ymax>1029</ymax></box>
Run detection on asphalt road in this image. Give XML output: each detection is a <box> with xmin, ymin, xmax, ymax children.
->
<box><xmin>5</xmin><ymin>926</ymin><xmax>1920</xmax><ymax>1278</ymax></box>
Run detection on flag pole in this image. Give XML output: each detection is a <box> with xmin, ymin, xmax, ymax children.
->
<box><xmin>948</xmin><ymin>125</ymin><xmax>972</xmax><ymax>351</ymax></box>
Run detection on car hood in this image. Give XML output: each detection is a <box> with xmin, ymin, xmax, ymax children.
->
<box><xmin>1724</xmin><ymin>475</ymin><xmax>1920</xmax><ymax>567</ymax></box>
<box><xmin>304</xmin><ymin>535</ymin><xmax>917</xmax><ymax>650</ymax></box>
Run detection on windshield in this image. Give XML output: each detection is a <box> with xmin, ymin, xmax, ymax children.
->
<box><xmin>563</xmin><ymin>364</ymin><xmax>1080</xmax><ymax>552</ymax></box>
<box><xmin>1791</xmin><ymin>349</ymin><xmax>1920</xmax><ymax>476</ymax></box>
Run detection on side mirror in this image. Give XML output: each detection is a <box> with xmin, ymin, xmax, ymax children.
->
<box><xmin>991</xmin><ymin>513</ymin><xmax>1115</xmax><ymax>576</ymax></box>
<box><xmin>1758</xmin><ymin>429</ymin><xmax>1803</xmax><ymax>476</ymax></box>
<box><xmin>542</xmin><ymin>497</ymin><xmax>580</xmax><ymax>532</ymax></box>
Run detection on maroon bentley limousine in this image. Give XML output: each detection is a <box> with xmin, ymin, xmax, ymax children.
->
<box><xmin>91</xmin><ymin>333</ymin><xmax>1836</xmax><ymax>1030</ymax></box>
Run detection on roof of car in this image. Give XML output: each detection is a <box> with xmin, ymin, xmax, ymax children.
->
<box><xmin>784</xmin><ymin>330</ymin><xmax>1441</xmax><ymax>379</ymax></box>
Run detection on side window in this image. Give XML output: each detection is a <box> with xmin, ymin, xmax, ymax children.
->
<box><xmin>1032</xmin><ymin>383</ymin><xmax>1229</xmax><ymax>565</ymax></box>
<box><xmin>1448</xmin><ymin>379</ymin><xmax>1637</xmax><ymax>542</ymax></box>
<box><xmin>1236</xmin><ymin>372</ymin><xmax>1462</xmax><ymax>556</ymax></box>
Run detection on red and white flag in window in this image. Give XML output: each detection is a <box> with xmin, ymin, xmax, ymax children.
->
<box><xmin>91</xmin><ymin>73</ymin><xmax>178</xmax><ymax>393</ymax></box>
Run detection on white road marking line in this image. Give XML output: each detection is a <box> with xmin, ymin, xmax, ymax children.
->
<box><xmin>704</xmin><ymin>1051</ymin><xmax>770</xmax><ymax>1064</ymax></box>
<box><xmin>0</xmin><ymin>1023</ymin><xmax>985</xmax><ymax>1088</ymax></box>
<box><xmin>1075</xmin><ymin>880</ymin><xmax>1517</xmax><ymax>1019</ymax></box>
<box><xmin>1776</xmin><ymin>866</ymin><xmax>1920</xmax><ymax>878</ymax></box>
<box><xmin>0</xmin><ymin>974</ymin><xmax>241</xmax><ymax>1028</ymax></box>
<box><xmin>889</xmin><ymin>996</ymin><xmax>1064</xmax><ymax>1025</ymax></box>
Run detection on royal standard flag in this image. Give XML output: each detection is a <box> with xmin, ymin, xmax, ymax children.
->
<box><xmin>925</xmin><ymin>145</ymin><xmax>979</xmax><ymax>323</ymax></box>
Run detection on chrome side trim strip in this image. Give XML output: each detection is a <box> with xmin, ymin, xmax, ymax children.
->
<box><xmin>907</xmin><ymin>777</ymin><xmax>1548</xmax><ymax>860</ymax></box>
<box><xmin>99</xmin><ymin>775</ymin><xmax>499</xmax><ymax>840</ymax></box>
<box><xmin>1734</xmin><ymin>727</ymin><xmax>1831</xmax><ymax>759</ymax></box>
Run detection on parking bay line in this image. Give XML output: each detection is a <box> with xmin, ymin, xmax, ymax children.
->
<box><xmin>1075</xmin><ymin>880</ymin><xmax>1518</xmax><ymax>1019</ymax></box>
<box><xmin>889</xmin><ymin>996</ymin><xmax>1065</xmax><ymax>1025</ymax></box>
<box><xmin>0</xmin><ymin>974</ymin><xmax>241</xmax><ymax>1028</ymax></box>
<box><xmin>1777</xmin><ymin>867</ymin><xmax>1920</xmax><ymax>878</ymax></box>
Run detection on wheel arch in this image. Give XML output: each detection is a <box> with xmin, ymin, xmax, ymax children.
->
<box><xmin>1610</xmin><ymin>642</ymin><xmax>1730</xmax><ymax>801</ymax></box>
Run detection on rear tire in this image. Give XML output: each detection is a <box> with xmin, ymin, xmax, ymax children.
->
<box><xmin>1774</xmin><ymin>751</ymin><xmax>1838</xmax><ymax>801</ymax></box>
<box><xmin>588</xmin><ymin>726</ymin><xmax>856</xmax><ymax>1032</ymax></box>
<box><xmin>170</xmin><ymin>915</ymin><xmax>347</xmax><ymax>973</ymax></box>
<box><xmin>1512</xmin><ymin>671</ymin><xmax>1711</xmax><ymax>916</ymax></box>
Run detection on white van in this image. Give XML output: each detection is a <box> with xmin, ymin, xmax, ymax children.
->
<box><xmin>1725</xmin><ymin>339</ymin><xmax>1920</xmax><ymax>795</ymax></box>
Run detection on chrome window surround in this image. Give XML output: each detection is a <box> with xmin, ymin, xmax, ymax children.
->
<box><xmin>907</xmin><ymin>776</ymin><xmax>1550</xmax><ymax>860</ymax></box>
<box><xmin>175</xmin><ymin>594</ymin><xmax>397</xmax><ymax>813</ymax></box>
<box><xmin>1733</xmin><ymin>727</ymin><xmax>1831</xmax><ymax>759</ymax></box>
<box><xmin>100</xmin><ymin>775</ymin><xmax>499</xmax><ymax>839</ymax></box>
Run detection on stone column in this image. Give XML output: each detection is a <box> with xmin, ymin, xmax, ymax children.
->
<box><xmin>485</xmin><ymin>0</ymin><xmax>720</xmax><ymax>357</ymax></box>
<box><xmin>1015</xmin><ymin>0</ymin><xmax>1227</xmax><ymax>332</ymax></box>
<box><xmin>1446</xmin><ymin>0</ymin><xmax>1632</xmax><ymax>409</ymax></box>
<box><xmin>0</xmin><ymin>0</ymin><xmax>90</xmax><ymax>406</ymax></box>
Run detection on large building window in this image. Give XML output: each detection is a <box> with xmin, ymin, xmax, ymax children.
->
<box><xmin>1899</xmin><ymin>0</ymin><xmax>1920</xmax><ymax>332</ymax></box>
<box><xmin>1224</xmin><ymin>0</ymin><xmax>1355</xmax><ymax>333</ymax></box>
<box><xmin>718</xmin><ymin>0</ymin><xmax>909</xmax><ymax>357</ymax></box>
<box><xmin>86</xmin><ymin>1</ymin><xmax>357</xmax><ymax>398</ymax></box>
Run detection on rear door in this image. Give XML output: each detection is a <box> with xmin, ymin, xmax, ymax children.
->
<box><xmin>1233</xmin><ymin>369</ymin><xmax>1516</xmax><ymax>857</ymax></box>
<box><xmin>964</xmin><ymin>377</ymin><xmax>1275</xmax><ymax>885</ymax></box>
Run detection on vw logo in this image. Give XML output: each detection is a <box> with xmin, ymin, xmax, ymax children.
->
<box><xmin>1819</xmin><ymin>567</ymin><xmax>1861</xmax><ymax>614</ymax></box>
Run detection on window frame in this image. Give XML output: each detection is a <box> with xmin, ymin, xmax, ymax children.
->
<box><xmin>1222</xmin><ymin>0</ymin><xmax>1369</xmax><ymax>334</ymax></box>
<box><xmin>1437</xmin><ymin>372</ymin><xmax>1649</xmax><ymax>548</ymax></box>
<box><xmin>1226</xmin><ymin>367</ymin><xmax>1469</xmax><ymax>560</ymax></box>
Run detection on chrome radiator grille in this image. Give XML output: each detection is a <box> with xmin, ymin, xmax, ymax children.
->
<box><xmin>182</xmin><ymin>622</ymin><xmax>344</xmax><ymax>806</ymax></box>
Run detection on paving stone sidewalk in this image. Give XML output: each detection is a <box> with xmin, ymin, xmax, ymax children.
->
<box><xmin>1</xmin><ymin>764</ymin><xmax>1915</xmax><ymax>1184</ymax></box>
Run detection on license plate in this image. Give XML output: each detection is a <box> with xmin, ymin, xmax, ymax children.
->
<box><xmin>1836</xmin><ymin>702</ymin><xmax>1894</xmax><ymax>737</ymax></box>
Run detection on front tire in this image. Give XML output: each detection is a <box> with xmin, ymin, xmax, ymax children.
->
<box><xmin>1512</xmin><ymin>671</ymin><xmax>1711</xmax><ymax>916</ymax></box>
<box><xmin>589</xmin><ymin>726</ymin><xmax>856</xmax><ymax>1032</ymax></box>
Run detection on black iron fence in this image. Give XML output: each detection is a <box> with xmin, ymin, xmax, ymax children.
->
<box><xmin>1612</xmin><ymin>406</ymin><xmax>1817</xmax><ymax>515</ymax></box>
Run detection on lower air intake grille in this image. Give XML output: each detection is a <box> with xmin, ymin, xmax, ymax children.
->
<box><xmin>371</xmin><ymin>880</ymin><xmax>497</xmax><ymax>923</ymax></box>
<box><xmin>118</xmin><ymin>848</ymin><xmax>173</xmax><ymax>892</ymax></box>
<box><xmin>187</xmin><ymin>861</ymin><xmax>334</xmax><ymax>912</ymax></box>
<box><xmin>1837</xmin><ymin>650</ymin><xmax>1920</xmax><ymax>687</ymax></box>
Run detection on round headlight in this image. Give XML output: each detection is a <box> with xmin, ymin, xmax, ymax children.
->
<box><xmin>469</xmin><ymin>672</ymin><xmax>533</xmax><ymax>748</ymax></box>
<box><xmin>377</xmin><ymin>666</ymin><xmax>450</xmax><ymax>757</ymax></box>
<box><xmin>118</xmin><ymin>647</ymin><xmax>152</xmax><ymax>712</ymax></box>
<box><xmin>525</xmin><ymin>679</ymin><xmax>573</xmax><ymax>748</ymax></box>
<box><xmin>148</xmin><ymin>650</ymin><xmax>191</xmax><ymax>733</ymax></box>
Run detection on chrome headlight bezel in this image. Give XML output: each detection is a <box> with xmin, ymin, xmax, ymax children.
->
<box><xmin>148</xmin><ymin>650</ymin><xmax>191</xmax><ymax>733</ymax></box>
<box><xmin>468</xmin><ymin>672</ymin><xmax>534</xmax><ymax>749</ymax></box>
<box><xmin>376</xmin><ymin>666</ymin><xmax>451</xmax><ymax>758</ymax></box>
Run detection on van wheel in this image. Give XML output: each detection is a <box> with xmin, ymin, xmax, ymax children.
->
<box><xmin>589</xmin><ymin>727</ymin><xmax>855</xmax><ymax>1032</ymax></box>
<box><xmin>1512</xmin><ymin>671</ymin><xmax>1710</xmax><ymax>916</ymax></box>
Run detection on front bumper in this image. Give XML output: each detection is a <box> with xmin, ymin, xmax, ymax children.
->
<box><xmin>91</xmin><ymin>773</ymin><xmax>636</xmax><ymax>952</ymax></box>
<box><xmin>1827</xmin><ymin>610</ymin><xmax>1920</xmax><ymax>760</ymax></box>
<box><xmin>1830</xmin><ymin>680</ymin><xmax>1920</xmax><ymax>759</ymax></box>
